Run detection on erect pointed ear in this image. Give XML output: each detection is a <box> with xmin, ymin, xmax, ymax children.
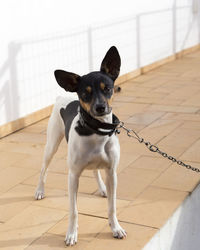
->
<box><xmin>100</xmin><ymin>46</ymin><xmax>121</xmax><ymax>81</ymax></box>
<box><xmin>54</xmin><ymin>70</ymin><xmax>80</xmax><ymax>92</ymax></box>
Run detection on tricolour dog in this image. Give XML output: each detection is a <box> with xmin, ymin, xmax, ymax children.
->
<box><xmin>35</xmin><ymin>46</ymin><xmax>127</xmax><ymax>246</ymax></box>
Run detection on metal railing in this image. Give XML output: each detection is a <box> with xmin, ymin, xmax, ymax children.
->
<box><xmin>0</xmin><ymin>3</ymin><xmax>199</xmax><ymax>127</ymax></box>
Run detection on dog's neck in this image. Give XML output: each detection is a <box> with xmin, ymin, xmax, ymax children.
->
<box><xmin>77</xmin><ymin>106</ymin><xmax>119</xmax><ymax>137</ymax></box>
<box><xmin>93</xmin><ymin>111</ymin><xmax>113</xmax><ymax>124</ymax></box>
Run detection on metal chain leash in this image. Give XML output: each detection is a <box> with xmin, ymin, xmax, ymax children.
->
<box><xmin>117</xmin><ymin>121</ymin><xmax>200</xmax><ymax>173</ymax></box>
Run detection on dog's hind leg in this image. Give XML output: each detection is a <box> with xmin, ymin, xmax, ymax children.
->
<box><xmin>93</xmin><ymin>170</ymin><xmax>107</xmax><ymax>197</ymax></box>
<box><xmin>35</xmin><ymin>106</ymin><xmax>64</xmax><ymax>200</ymax></box>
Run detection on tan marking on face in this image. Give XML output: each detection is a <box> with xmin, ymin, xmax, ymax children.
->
<box><xmin>100</xmin><ymin>82</ymin><xmax>105</xmax><ymax>90</ymax></box>
<box><xmin>86</xmin><ymin>86</ymin><xmax>92</xmax><ymax>93</ymax></box>
<box><xmin>80</xmin><ymin>99</ymin><xmax>91</xmax><ymax>113</ymax></box>
<box><xmin>108</xmin><ymin>95</ymin><xmax>113</xmax><ymax>106</ymax></box>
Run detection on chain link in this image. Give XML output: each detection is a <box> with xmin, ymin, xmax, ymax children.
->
<box><xmin>117</xmin><ymin>122</ymin><xmax>200</xmax><ymax>173</ymax></box>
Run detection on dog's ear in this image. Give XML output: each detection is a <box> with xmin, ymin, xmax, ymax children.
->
<box><xmin>100</xmin><ymin>46</ymin><xmax>121</xmax><ymax>81</ymax></box>
<box><xmin>54</xmin><ymin>70</ymin><xmax>80</xmax><ymax>92</ymax></box>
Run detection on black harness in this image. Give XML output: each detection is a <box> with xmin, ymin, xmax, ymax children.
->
<box><xmin>60</xmin><ymin>101</ymin><xmax>120</xmax><ymax>141</ymax></box>
<box><xmin>78</xmin><ymin>106</ymin><xmax>120</xmax><ymax>137</ymax></box>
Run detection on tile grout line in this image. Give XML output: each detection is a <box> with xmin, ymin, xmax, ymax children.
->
<box><xmin>138</xmin><ymin>115</ymin><xmax>184</xmax><ymax>146</ymax></box>
<box><xmin>0</xmin><ymin>171</ymin><xmax>40</xmax><ymax>197</ymax></box>
<box><xmin>149</xmin><ymin>184</ymin><xmax>191</xmax><ymax>194</ymax></box>
<box><xmin>153</xmin><ymin>120</ymin><xmax>185</xmax><ymax>145</ymax></box>
<box><xmin>20</xmin><ymin>182</ymin><xmax>97</xmax><ymax>197</ymax></box>
<box><xmin>23</xmin><ymin>213</ymin><xmax>67</xmax><ymax>250</ymax></box>
<box><xmin>79</xmin><ymin>212</ymin><xmax>159</xmax><ymax>230</ymax></box>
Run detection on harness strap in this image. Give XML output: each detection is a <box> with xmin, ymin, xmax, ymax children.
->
<box><xmin>79</xmin><ymin>106</ymin><xmax>120</xmax><ymax>136</ymax></box>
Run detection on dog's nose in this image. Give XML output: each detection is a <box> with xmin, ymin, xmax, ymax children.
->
<box><xmin>95</xmin><ymin>104</ymin><xmax>106</xmax><ymax>114</ymax></box>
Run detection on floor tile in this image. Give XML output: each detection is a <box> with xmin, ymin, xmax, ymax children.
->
<box><xmin>117</xmin><ymin>153</ymin><xmax>140</xmax><ymax>173</ymax></box>
<box><xmin>48</xmin><ymin>214</ymin><xmax>107</xmax><ymax>242</ymax></box>
<box><xmin>147</xmin><ymin>104</ymin><xmax>199</xmax><ymax>114</ymax></box>
<box><xmin>125</xmin><ymin>111</ymin><xmax>165</xmax><ymax>126</ymax></box>
<box><xmin>0</xmin><ymin>167</ymin><xmax>37</xmax><ymax>194</ymax></box>
<box><xmin>22</xmin><ymin>122</ymin><xmax>47</xmax><ymax>134</ymax></box>
<box><xmin>115</xmin><ymin>103</ymin><xmax>149</xmax><ymax>117</ymax></box>
<box><xmin>23</xmin><ymin>172</ymin><xmax>98</xmax><ymax>194</ymax></box>
<box><xmin>139</xmin><ymin>119</ymin><xmax>182</xmax><ymax>144</ymax></box>
<box><xmin>0</xmin><ymin>151</ymin><xmax>27</xmax><ymax>170</ymax></box>
<box><xmin>2</xmin><ymin>131</ymin><xmax>46</xmax><ymax>145</ymax></box>
<box><xmin>0</xmin><ymin>141</ymin><xmax>44</xmax><ymax>156</ymax></box>
<box><xmin>180</xmin><ymin>93</ymin><xmax>200</xmax><ymax>107</ymax></box>
<box><xmin>25</xmin><ymin>233</ymin><xmax>88</xmax><ymax>250</ymax></box>
<box><xmin>33</xmin><ymin>188</ymin><xmax>68</xmax><ymax>211</ymax></box>
<box><xmin>180</xmin><ymin>121</ymin><xmax>200</xmax><ymax>130</ymax></box>
<box><xmin>77</xmin><ymin>194</ymin><xmax>130</xmax><ymax>217</ymax></box>
<box><xmin>0</xmin><ymin>141</ymin><xmax>66</xmax><ymax>159</ymax></box>
<box><xmin>117</xmin><ymin>167</ymin><xmax>161</xmax><ymax>200</ymax></box>
<box><xmin>158</xmin><ymin>128</ymin><xmax>200</xmax><ymax>149</ymax></box>
<box><xmin>84</xmin><ymin>222</ymin><xmax>157</xmax><ymax>250</ymax></box>
<box><xmin>0</xmin><ymin>205</ymin><xmax>66</xmax><ymax>250</ymax></box>
<box><xmin>161</xmin><ymin>113</ymin><xmax>200</xmax><ymax>122</ymax></box>
<box><xmin>151</xmin><ymin>162</ymin><xmax>200</xmax><ymax>192</ymax></box>
<box><xmin>12</xmin><ymin>154</ymin><xmax>68</xmax><ymax>174</ymax></box>
<box><xmin>113</xmin><ymin>95</ymin><xmax>136</xmax><ymax>103</ymax></box>
<box><xmin>181</xmin><ymin>139</ymin><xmax>200</xmax><ymax>162</ymax></box>
<box><xmin>0</xmin><ymin>184</ymin><xmax>35</xmax><ymax>222</ymax></box>
<box><xmin>120</xmin><ymin>140</ymin><xmax>162</xmax><ymax>157</ymax></box>
<box><xmin>118</xmin><ymin>186</ymin><xmax>188</xmax><ymax>228</ymax></box>
<box><xmin>128</xmin><ymin>155</ymin><xmax>171</xmax><ymax>172</ymax></box>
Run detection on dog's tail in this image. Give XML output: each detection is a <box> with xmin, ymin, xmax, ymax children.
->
<box><xmin>114</xmin><ymin>86</ymin><xmax>121</xmax><ymax>93</ymax></box>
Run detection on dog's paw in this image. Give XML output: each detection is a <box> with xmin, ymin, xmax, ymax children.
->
<box><xmin>35</xmin><ymin>188</ymin><xmax>45</xmax><ymax>200</ymax></box>
<box><xmin>99</xmin><ymin>187</ymin><xmax>107</xmax><ymax>198</ymax></box>
<box><xmin>65</xmin><ymin>230</ymin><xmax>78</xmax><ymax>246</ymax></box>
<box><xmin>112</xmin><ymin>226</ymin><xmax>127</xmax><ymax>239</ymax></box>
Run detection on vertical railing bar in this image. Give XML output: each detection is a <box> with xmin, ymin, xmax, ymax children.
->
<box><xmin>172</xmin><ymin>0</ymin><xmax>177</xmax><ymax>55</ymax></box>
<box><xmin>198</xmin><ymin>0</ymin><xmax>200</xmax><ymax>44</ymax></box>
<box><xmin>87</xmin><ymin>26</ymin><xmax>93</xmax><ymax>72</ymax></box>
<box><xmin>136</xmin><ymin>15</ymin><xmax>141</xmax><ymax>69</ymax></box>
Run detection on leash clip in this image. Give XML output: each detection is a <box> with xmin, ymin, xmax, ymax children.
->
<box><xmin>115</xmin><ymin>129</ymin><xmax>121</xmax><ymax>135</ymax></box>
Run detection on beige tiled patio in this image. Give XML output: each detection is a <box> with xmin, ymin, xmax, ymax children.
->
<box><xmin>1</xmin><ymin>50</ymin><xmax>200</xmax><ymax>249</ymax></box>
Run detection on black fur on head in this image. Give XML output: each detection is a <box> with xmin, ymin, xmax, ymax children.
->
<box><xmin>54</xmin><ymin>46</ymin><xmax>121</xmax><ymax>117</ymax></box>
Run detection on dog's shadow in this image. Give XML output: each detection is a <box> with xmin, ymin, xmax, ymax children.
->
<box><xmin>0</xmin><ymin>232</ymin><xmax>113</xmax><ymax>249</ymax></box>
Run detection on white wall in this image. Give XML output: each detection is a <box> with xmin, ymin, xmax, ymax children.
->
<box><xmin>0</xmin><ymin>0</ymin><xmax>199</xmax><ymax>127</ymax></box>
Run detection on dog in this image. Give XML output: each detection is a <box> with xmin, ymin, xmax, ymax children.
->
<box><xmin>35</xmin><ymin>46</ymin><xmax>127</xmax><ymax>246</ymax></box>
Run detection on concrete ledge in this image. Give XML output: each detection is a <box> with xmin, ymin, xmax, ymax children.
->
<box><xmin>143</xmin><ymin>183</ymin><xmax>200</xmax><ymax>250</ymax></box>
<box><xmin>0</xmin><ymin>105</ymin><xmax>53</xmax><ymax>138</ymax></box>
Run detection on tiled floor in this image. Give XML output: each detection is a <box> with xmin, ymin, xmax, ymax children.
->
<box><xmin>1</xmin><ymin>50</ymin><xmax>200</xmax><ymax>249</ymax></box>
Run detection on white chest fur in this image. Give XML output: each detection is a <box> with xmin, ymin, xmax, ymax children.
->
<box><xmin>67</xmin><ymin>115</ymin><xmax>119</xmax><ymax>173</ymax></box>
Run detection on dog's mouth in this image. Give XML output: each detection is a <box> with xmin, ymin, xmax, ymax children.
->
<box><xmin>91</xmin><ymin>106</ymin><xmax>112</xmax><ymax>118</ymax></box>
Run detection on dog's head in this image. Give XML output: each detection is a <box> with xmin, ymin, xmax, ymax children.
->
<box><xmin>54</xmin><ymin>46</ymin><xmax>121</xmax><ymax>117</ymax></box>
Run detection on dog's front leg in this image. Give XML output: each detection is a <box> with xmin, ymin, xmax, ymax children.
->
<box><xmin>105</xmin><ymin>168</ymin><xmax>127</xmax><ymax>239</ymax></box>
<box><xmin>65</xmin><ymin>170</ymin><xmax>80</xmax><ymax>246</ymax></box>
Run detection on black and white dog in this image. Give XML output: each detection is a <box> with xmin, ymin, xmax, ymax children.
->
<box><xmin>35</xmin><ymin>46</ymin><xmax>127</xmax><ymax>246</ymax></box>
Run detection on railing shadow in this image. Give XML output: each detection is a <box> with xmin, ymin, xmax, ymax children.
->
<box><xmin>0</xmin><ymin>42</ymin><xmax>21</xmax><ymax>136</ymax></box>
